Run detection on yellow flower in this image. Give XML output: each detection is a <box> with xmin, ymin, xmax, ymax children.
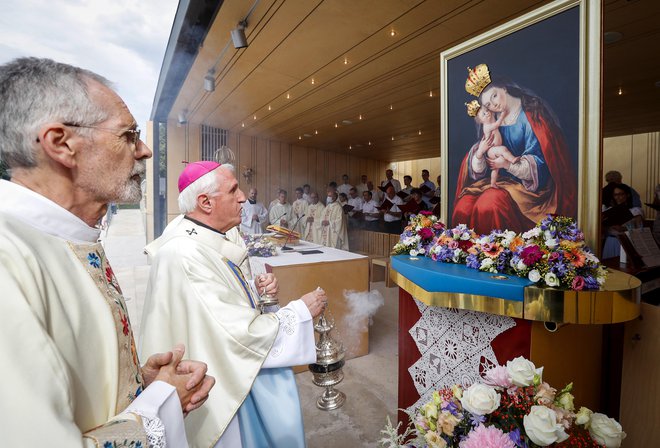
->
<box><xmin>424</xmin><ymin>430</ymin><xmax>447</xmax><ymax>448</ymax></box>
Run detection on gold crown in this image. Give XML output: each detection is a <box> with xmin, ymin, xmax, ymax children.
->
<box><xmin>465</xmin><ymin>64</ymin><xmax>491</xmax><ymax>97</ymax></box>
<box><xmin>465</xmin><ymin>100</ymin><xmax>481</xmax><ymax>117</ymax></box>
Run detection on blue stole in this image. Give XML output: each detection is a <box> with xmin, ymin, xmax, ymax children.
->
<box><xmin>226</xmin><ymin>260</ymin><xmax>307</xmax><ymax>448</ymax></box>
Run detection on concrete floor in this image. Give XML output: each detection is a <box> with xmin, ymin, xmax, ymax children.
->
<box><xmin>104</xmin><ymin>209</ymin><xmax>399</xmax><ymax>447</ymax></box>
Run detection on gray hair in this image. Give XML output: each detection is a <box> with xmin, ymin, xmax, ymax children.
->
<box><xmin>178</xmin><ymin>164</ymin><xmax>235</xmax><ymax>213</ymax></box>
<box><xmin>0</xmin><ymin>57</ymin><xmax>112</xmax><ymax>168</ymax></box>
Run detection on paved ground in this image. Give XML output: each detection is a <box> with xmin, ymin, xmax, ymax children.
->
<box><xmin>103</xmin><ymin>209</ymin><xmax>399</xmax><ymax>447</ymax></box>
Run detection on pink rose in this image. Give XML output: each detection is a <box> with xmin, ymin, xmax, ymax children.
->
<box><xmin>572</xmin><ymin>276</ymin><xmax>585</xmax><ymax>290</ymax></box>
<box><xmin>548</xmin><ymin>252</ymin><xmax>560</xmax><ymax>261</ymax></box>
<box><xmin>448</xmin><ymin>240</ymin><xmax>459</xmax><ymax>249</ymax></box>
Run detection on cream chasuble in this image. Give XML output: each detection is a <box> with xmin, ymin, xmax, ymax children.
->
<box><xmin>303</xmin><ymin>202</ymin><xmax>325</xmax><ymax>244</ymax></box>
<box><xmin>291</xmin><ymin>198</ymin><xmax>309</xmax><ymax>235</ymax></box>
<box><xmin>320</xmin><ymin>201</ymin><xmax>349</xmax><ymax>250</ymax></box>
<box><xmin>0</xmin><ymin>180</ymin><xmax>184</xmax><ymax>447</ymax></box>
<box><xmin>268</xmin><ymin>202</ymin><xmax>292</xmax><ymax>227</ymax></box>
<box><xmin>140</xmin><ymin>217</ymin><xmax>315</xmax><ymax>448</ymax></box>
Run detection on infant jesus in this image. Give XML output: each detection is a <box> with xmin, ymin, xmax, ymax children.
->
<box><xmin>473</xmin><ymin>105</ymin><xmax>519</xmax><ymax>188</ymax></box>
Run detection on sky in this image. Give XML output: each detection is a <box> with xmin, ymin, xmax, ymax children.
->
<box><xmin>0</xmin><ymin>0</ymin><xmax>179</xmax><ymax>130</ymax></box>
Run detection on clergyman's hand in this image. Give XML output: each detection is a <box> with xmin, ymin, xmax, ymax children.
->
<box><xmin>176</xmin><ymin>359</ymin><xmax>216</xmax><ymax>414</ymax></box>
<box><xmin>255</xmin><ymin>273</ymin><xmax>279</xmax><ymax>296</ymax></box>
<box><xmin>300</xmin><ymin>288</ymin><xmax>327</xmax><ymax>318</ymax></box>
<box><xmin>151</xmin><ymin>344</ymin><xmax>212</xmax><ymax>416</ymax></box>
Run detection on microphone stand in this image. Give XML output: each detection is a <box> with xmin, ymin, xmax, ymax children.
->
<box><xmin>281</xmin><ymin>214</ymin><xmax>305</xmax><ymax>251</ymax></box>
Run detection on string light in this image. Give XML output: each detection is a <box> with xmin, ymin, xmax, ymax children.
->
<box><xmin>359</xmin><ymin>114</ymin><xmax>363</xmax><ymax>120</ymax></box>
<box><xmin>314</xmin><ymin>129</ymin><xmax>318</xmax><ymax>135</ymax></box>
<box><xmin>429</xmin><ymin>90</ymin><xmax>433</xmax><ymax>97</ymax></box>
<box><xmin>268</xmin><ymin>105</ymin><xmax>272</xmax><ymax>111</ymax></box>
<box><xmin>390</xmin><ymin>29</ymin><xmax>396</xmax><ymax>37</ymax></box>
<box><xmin>618</xmin><ymin>87</ymin><xmax>623</xmax><ymax>95</ymax></box>
<box><xmin>286</xmin><ymin>92</ymin><xmax>290</xmax><ymax>99</ymax></box>
<box><xmin>389</xmin><ymin>104</ymin><xmax>393</xmax><ymax>110</ymax></box>
<box><xmin>334</xmin><ymin>123</ymin><xmax>338</xmax><ymax>128</ymax></box>
<box><xmin>343</xmin><ymin>57</ymin><xmax>349</xmax><ymax>65</ymax></box>
<box><xmin>241</xmin><ymin>122</ymin><xmax>245</xmax><ymax>128</ymax></box>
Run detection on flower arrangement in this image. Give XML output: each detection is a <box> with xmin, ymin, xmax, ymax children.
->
<box><xmin>379</xmin><ymin>356</ymin><xmax>626</xmax><ymax>448</ymax></box>
<box><xmin>395</xmin><ymin>215</ymin><xmax>607</xmax><ymax>291</ymax></box>
<box><xmin>392</xmin><ymin>211</ymin><xmax>445</xmax><ymax>257</ymax></box>
<box><xmin>242</xmin><ymin>233</ymin><xmax>277</xmax><ymax>257</ymax></box>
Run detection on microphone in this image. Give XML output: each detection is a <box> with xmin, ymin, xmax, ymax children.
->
<box><xmin>272</xmin><ymin>212</ymin><xmax>287</xmax><ymax>225</ymax></box>
<box><xmin>282</xmin><ymin>214</ymin><xmax>305</xmax><ymax>251</ymax></box>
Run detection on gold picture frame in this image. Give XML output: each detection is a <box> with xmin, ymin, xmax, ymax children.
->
<box><xmin>440</xmin><ymin>0</ymin><xmax>601</xmax><ymax>251</ymax></box>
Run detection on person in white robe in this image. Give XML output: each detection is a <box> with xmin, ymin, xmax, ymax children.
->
<box><xmin>304</xmin><ymin>192</ymin><xmax>325</xmax><ymax>243</ymax></box>
<box><xmin>240</xmin><ymin>187</ymin><xmax>268</xmax><ymax>234</ymax></box>
<box><xmin>269</xmin><ymin>189</ymin><xmax>292</xmax><ymax>227</ymax></box>
<box><xmin>291</xmin><ymin>186</ymin><xmax>309</xmax><ymax>235</ymax></box>
<box><xmin>0</xmin><ymin>57</ymin><xmax>213</xmax><ymax>447</ymax></box>
<box><xmin>321</xmin><ymin>189</ymin><xmax>349</xmax><ymax>250</ymax></box>
<box><xmin>140</xmin><ymin>162</ymin><xmax>327</xmax><ymax>448</ymax></box>
<box><xmin>302</xmin><ymin>183</ymin><xmax>312</xmax><ymax>203</ymax></box>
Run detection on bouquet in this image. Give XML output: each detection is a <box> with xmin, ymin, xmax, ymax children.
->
<box><xmin>392</xmin><ymin>211</ymin><xmax>445</xmax><ymax>257</ymax></box>
<box><xmin>380</xmin><ymin>357</ymin><xmax>626</xmax><ymax>448</ymax></box>
<box><xmin>403</xmin><ymin>215</ymin><xmax>607</xmax><ymax>291</ymax></box>
<box><xmin>508</xmin><ymin>216</ymin><xmax>607</xmax><ymax>290</ymax></box>
<box><xmin>242</xmin><ymin>234</ymin><xmax>277</xmax><ymax>257</ymax></box>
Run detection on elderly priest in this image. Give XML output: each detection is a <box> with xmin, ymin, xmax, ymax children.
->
<box><xmin>140</xmin><ymin>161</ymin><xmax>327</xmax><ymax>448</ymax></box>
<box><xmin>0</xmin><ymin>57</ymin><xmax>214</xmax><ymax>447</ymax></box>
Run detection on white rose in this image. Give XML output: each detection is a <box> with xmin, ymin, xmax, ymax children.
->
<box><xmin>516</xmin><ymin>260</ymin><xmax>527</xmax><ymax>271</ymax></box>
<box><xmin>544</xmin><ymin>272</ymin><xmax>560</xmax><ymax>287</ymax></box>
<box><xmin>460</xmin><ymin>383</ymin><xmax>500</xmax><ymax>416</ymax></box>
<box><xmin>523</xmin><ymin>405</ymin><xmax>569</xmax><ymax>446</ymax></box>
<box><xmin>506</xmin><ymin>356</ymin><xmax>542</xmax><ymax>387</ymax></box>
<box><xmin>589</xmin><ymin>413</ymin><xmax>626</xmax><ymax>448</ymax></box>
<box><xmin>575</xmin><ymin>406</ymin><xmax>593</xmax><ymax>426</ymax></box>
<box><xmin>528</xmin><ymin>269</ymin><xmax>541</xmax><ymax>282</ymax></box>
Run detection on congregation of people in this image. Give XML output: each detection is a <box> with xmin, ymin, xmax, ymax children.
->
<box><xmin>239</xmin><ymin>168</ymin><xmax>442</xmax><ymax>251</ymax></box>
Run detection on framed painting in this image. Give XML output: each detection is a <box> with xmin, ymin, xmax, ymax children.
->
<box><xmin>440</xmin><ymin>0</ymin><xmax>601</xmax><ymax>250</ymax></box>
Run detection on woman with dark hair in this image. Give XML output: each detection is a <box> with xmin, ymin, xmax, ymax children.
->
<box><xmin>602</xmin><ymin>183</ymin><xmax>644</xmax><ymax>258</ymax></box>
<box><xmin>453</xmin><ymin>77</ymin><xmax>577</xmax><ymax>234</ymax></box>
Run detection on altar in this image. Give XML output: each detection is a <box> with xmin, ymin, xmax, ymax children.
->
<box><xmin>249</xmin><ymin>242</ymin><xmax>370</xmax><ymax>366</ymax></box>
<box><xmin>390</xmin><ymin>255</ymin><xmax>641</xmax><ymax>426</ymax></box>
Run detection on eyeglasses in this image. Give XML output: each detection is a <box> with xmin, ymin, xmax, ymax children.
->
<box><xmin>63</xmin><ymin>122</ymin><xmax>141</xmax><ymax>146</ymax></box>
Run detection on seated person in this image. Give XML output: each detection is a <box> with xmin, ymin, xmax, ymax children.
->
<box><xmin>602</xmin><ymin>183</ymin><xmax>644</xmax><ymax>259</ymax></box>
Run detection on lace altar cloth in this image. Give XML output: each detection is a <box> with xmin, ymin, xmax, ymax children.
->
<box><xmin>406</xmin><ymin>297</ymin><xmax>516</xmax><ymax>413</ymax></box>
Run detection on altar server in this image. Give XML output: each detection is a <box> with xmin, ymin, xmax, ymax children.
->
<box><xmin>240</xmin><ymin>187</ymin><xmax>268</xmax><ymax>234</ymax></box>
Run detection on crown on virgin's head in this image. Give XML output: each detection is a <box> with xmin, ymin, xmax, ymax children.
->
<box><xmin>465</xmin><ymin>100</ymin><xmax>481</xmax><ymax>117</ymax></box>
<box><xmin>465</xmin><ymin>63</ymin><xmax>492</xmax><ymax>97</ymax></box>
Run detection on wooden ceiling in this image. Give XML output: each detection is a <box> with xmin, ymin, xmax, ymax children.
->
<box><xmin>168</xmin><ymin>0</ymin><xmax>660</xmax><ymax>162</ymax></box>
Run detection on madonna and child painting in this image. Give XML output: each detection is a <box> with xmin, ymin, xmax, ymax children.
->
<box><xmin>445</xmin><ymin>6</ymin><xmax>581</xmax><ymax>235</ymax></box>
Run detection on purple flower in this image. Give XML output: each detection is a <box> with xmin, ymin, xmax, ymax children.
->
<box><xmin>584</xmin><ymin>275</ymin><xmax>599</xmax><ymax>290</ymax></box>
<box><xmin>443</xmin><ymin>400</ymin><xmax>460</xmax><ymax>416</ymax></box>
<box><xmin>466</xmin><ymin>253</ymin><xmax>480</xmax><ymax>269</ymax></box>
<box><xmin>434</xmin><ymin>246</ymin><xmax>454</xmax><ymax>262</ymax></box>
<box><xmin>469</xmin><ymin>413</ymin><xmax>486</xmax><ymax>428</ymax></box>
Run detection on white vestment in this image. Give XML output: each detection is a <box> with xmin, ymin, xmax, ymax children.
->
<box><xmin>303</xmin><ymin>202</ymin><xmax>325</xmax><ymax>244</ymax></box>
<box><xmin>269</xmin><ymin>202</ymin><xmax>292</xmax><ymax>227</ymax></box>
<box><xmin>320</xmin><ymin>201</ymin><xmax>349</xmax><ymax>250</ymax></box>
<box><xmin>291</xmin><ymin>198</ymin><xmax>309</xmax><ymax>235</ymax></box>
<box><xmin>240</xmin><ymin>200</ymin><xmax>268</xmax><ymax>234</ymax></box>
<box><xmin>0</xmin><ymin>180</ymin><xmax>185</xmax><ymax>447</ymax></box>
<box><xmin>140</xmin><ymin>217</ymin><xmax>315</xmax><ymax>448</ymax></box>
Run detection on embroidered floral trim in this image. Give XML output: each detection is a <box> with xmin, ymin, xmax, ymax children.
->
<box><xmin>276</xmin><ymin>308</ymin><xmax>297</xmax><ymax>336</ymax></box>
<box><xmin>68</xmin><ymin>242</ymin><xmax>143</xmax><ymax>412</ymax></box>
<box><xmin>132</xmin><ymin>412</ymin><xmax>166</xmax><ymax>448</ymax></box>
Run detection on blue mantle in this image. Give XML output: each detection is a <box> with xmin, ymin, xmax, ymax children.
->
<box><xmin>390</xmin><ymin>255</ymin><xmax>533</xmax><ymax>302</ymax></box>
